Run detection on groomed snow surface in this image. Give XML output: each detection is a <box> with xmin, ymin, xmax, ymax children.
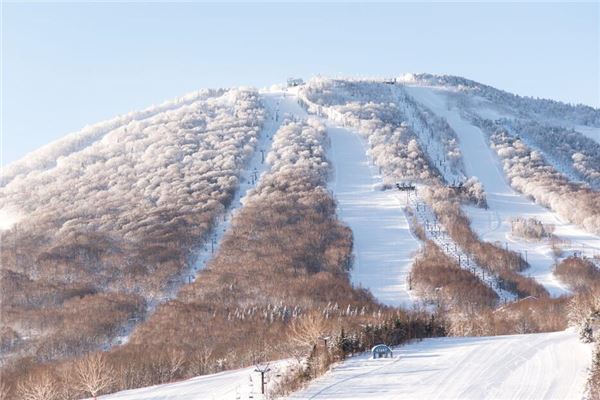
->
<box><xmin>100</xmin><ymin>330</ymin><xmax>591</xmax><ymax>400</ymax></box>
<box><xmin>327</xmin><ymin>125</ymin><xmax>420</xmax><ymax>307</ymax></box>
<box><xmin>99</xmin><ymin>361</ymin><xmax>290</xmax><ymax>400</ymax></box>
<box><xmin>290</xmin><ymin>329</ymin><xmax>591</xmax><ymax>400</ymax></box>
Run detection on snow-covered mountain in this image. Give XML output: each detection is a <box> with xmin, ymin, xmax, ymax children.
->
<box><xmin>2</xmin><ymin>75</ymin><xmax>599</xmax><ymax>400</ymax></box>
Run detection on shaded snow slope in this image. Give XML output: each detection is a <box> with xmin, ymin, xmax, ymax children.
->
<box><xmin>404</xmin><ymin>85</ymin><xmax>600</xmax><ymax>296</ymax></box>
<box><xmin>272</xmin><ymin>88</ymin><xmax>421</xmax><ymax>307</ymax></box>
<box><xmin>289</xmin><ymin>329</ymin><xmax>591</xmax><ymax>400</ymax></box>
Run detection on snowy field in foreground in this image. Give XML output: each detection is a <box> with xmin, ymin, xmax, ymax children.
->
<box><xmin>99</xmin><ymin>361</ymin><xmax>290</xmax><ymax>400</ymax></box>
<box><xmin>99</xmin><ymin>366</ymin><xmax>256</xmax><ymax>400</ymax></box>
<box><xmin>289</xmin><ymin>329</ymin><xmax>591</xmax><ymax>400</ymax></box>
<box><xmin>404</xmin><ymin>85</ymin><xmax>600</xmax><ymax>297</ymax></box>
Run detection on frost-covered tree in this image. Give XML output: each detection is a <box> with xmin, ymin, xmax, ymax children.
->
<box><xmin>298</xmin><ymin>78</ymin><xmax>439</xmax><ymax>185</ymax></box>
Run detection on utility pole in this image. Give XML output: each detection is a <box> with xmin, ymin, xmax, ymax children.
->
<box><xmin>319</xmin><ymin>335</ymin><xmax>331</xmax><ymax>350</ymax></box>
<box><xmin>13</xmin><ymin>224</ymin><xmax>18</xmax><ymax>270</ymax></box>
<box><xmin>254</xmin><ymin>364</ymin><xmax>271</xmax><ymax>395</ymax></box>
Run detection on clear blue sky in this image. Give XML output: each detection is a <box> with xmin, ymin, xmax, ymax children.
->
<box><xmin>2</xmin><ymin>2</ymin><xmax>599</xmax><ymax>165</ymax></box>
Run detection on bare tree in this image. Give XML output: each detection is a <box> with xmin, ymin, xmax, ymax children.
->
<box><xmin>0</xmin><ymin>380</ymin><xmax>10</xmax><ymax>400</ymax></box>
<box><xmin>289</xmin><ymin>313</ymin><xmax>328</xmax><ymax>350</ymax></box>
<box><xmin>72</xmin><ymin>352</ymin><xmax>115</xmax><ymax>399</ymax></box>
<box><xmin>190</xmin><ymin>345</ymin><xmax>213</xmax><ymax>376</ymax></box>
<box><xmin>16</xmin><ymin>372</ymin><xmax>61</xmax><ymax>400</ymax></box>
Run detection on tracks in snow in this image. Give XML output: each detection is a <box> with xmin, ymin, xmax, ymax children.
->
<box><xmin>289</xmin><ymin>329</ymin><xmax>591</xmax><ymax>400</ymax></box>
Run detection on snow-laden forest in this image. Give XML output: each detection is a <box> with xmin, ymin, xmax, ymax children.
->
<box><xmin>0</xmin><ymin>88</ymin><xmax>265</xmax><ymax>369</ymax></box>
<box><xmin>1</xmin><ymin>76</ymin><xmax>599</xmax><ymax>400</ymax></box>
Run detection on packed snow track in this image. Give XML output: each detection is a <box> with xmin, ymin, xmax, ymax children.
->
<box><xmin>289</xmin><ymin>329</ymin><xmax>591</xmax><ymax>400</ymax></box>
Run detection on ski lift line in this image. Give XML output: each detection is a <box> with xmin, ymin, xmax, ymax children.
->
<box><xmin>109</xmin><ymin>101</ymin><xmax>284</xmax><ymax>350</ymax></box>
<box><xmin>405</xmin><ymin>190</ymin><xmax>517</xmax><ymax>303</ymax></box>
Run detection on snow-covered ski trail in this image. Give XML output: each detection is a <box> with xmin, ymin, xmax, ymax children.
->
<box><xmin>99</xmin><ymin>360</ymin><xmax>291</xmax><ymax>400</ymax></box>
<box><xmin>404</xmin><ymin>85</ymin><xmax>600</xmax><ymax>296</ymax></box>
<box><xmin>327</xmin><ymin>125</ymin><xmax>420</xmax><ymax>307</ymax></box>
<box><xmin>271</xmin><ymin>87</ymin><xmax>421</xmax><ymax>307</ymax></box>
<box><xmin>289</xmin><ymin>329</ymin><xmax>591</xmax><ymax>400</ymax></box>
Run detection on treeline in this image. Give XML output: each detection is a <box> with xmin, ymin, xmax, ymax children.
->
<box><xmin>1</xmin><ymin>119</ymin><xmax>445</xmax><ymax>399</ymax></box>
<box><xmin>481</xmin><ymin>122</ymin><xmax>600</xmax><ymax>235</ymax></box>
<box><xmin>1</xmin><ymin>89</ymin><xmax>224</xmax><ymax>186</ymax></box>
<box><xmin>0</xmin><ymin>89</ymin><xmax>266</xmax><ymax>369</ymax></box>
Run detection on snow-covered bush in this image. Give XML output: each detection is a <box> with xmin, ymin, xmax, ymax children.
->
<box><xmin>510</xmin><ymin>217</ymin><xmax>554</xmax><ymax>239</ymax></box>
<box><xmin>462</xmin><ymin>177</ymin><xmax>487</xmax><ymax>208</ymax></box>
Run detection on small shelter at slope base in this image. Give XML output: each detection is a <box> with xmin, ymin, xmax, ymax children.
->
<box><xmin>371</xmin><ymin>344</ymin><xmax>393</xmax><ymax>359</ymax></box>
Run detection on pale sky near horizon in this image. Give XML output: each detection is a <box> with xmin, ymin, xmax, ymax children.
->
<box><xmin>2</xmin><ymin>1</ymin><xmax>599</xmax><ymax>165</ymax></box>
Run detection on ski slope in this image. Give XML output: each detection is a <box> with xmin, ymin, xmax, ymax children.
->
<box><xmin>270</xmin><ymin>87</ymin><xmax>421</xmax><ymax>307</ymax></box>
<box><xmin>404</xmin><ymin>85</ymin><xmax>600</xmax><ymax>297</ymax></box>
<box><xmin>289</xmin><ymin>329</ymin><xmax>591</xmax><ymax>400</ymax></box>
<box><xmin>99</xmin><ymin>361</ymin><xmax>291</xmax><ymax>400</ymax></box>
<box><xmin>327</xmin><ymin>125</ymin><xmax>420</xmax><ymax>306</ymax></box>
